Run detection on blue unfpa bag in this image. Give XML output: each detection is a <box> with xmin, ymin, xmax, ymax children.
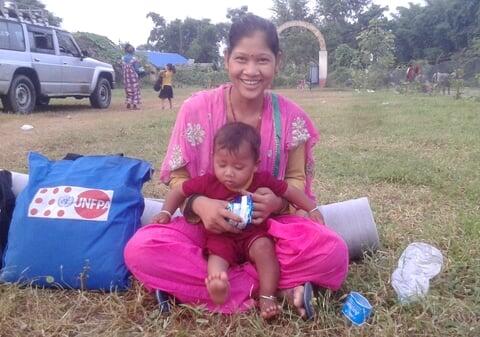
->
<box><xmin>0</xmin><ymin>152</ymin><xmax>151</xmax><ymax>290</ymax></box>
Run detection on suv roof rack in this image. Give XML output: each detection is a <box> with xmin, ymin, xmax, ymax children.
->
<box><xmin>0</xmin><ymin>0</ymin><xmax>50</xmax><ymax>26</ymax></box>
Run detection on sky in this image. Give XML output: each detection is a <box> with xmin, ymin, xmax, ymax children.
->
<box><xmin>40</xmin><ymin>0</ymin><xmax>425</xmax><ymax>47</ymax></box>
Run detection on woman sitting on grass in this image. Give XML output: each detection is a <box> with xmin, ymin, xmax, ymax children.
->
<box><xmin>124</xmin><ymin>13</ymin><xmax>349</xmax><ymax>320</ymax></box>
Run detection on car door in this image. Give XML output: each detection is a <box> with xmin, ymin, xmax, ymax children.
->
<box><xmin>27</xmin><ymin>25</ymin><xmax>62</xmax><ymax>95</ymax></box>
<box><xmin>56</xmin><ymin>31</ymin><xmax>93</xmax><ymax>95</ymax></box>
<box><xmin>0</xmin><ymin>20</ymin><xmax>29</xmax><ymax>95</ymax></box>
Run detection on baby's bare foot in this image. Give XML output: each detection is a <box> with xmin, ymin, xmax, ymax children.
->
<box><xmin>205</xmin><ymin>272</ymin><xmax>230</xmax><ymax>304</ymax></box>
<box><xmin>259</xmin><ymin>295</ymin><xmax>282</xmax><ymax>320</ymax></box>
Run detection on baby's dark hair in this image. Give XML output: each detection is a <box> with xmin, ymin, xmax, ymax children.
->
<box><xmin>227</xmin><ymin>14</ymin><xmax>280</xmax><ymax>56</ymax></box>
<box><xmin>214</xmin><ymin>122</ymin><xmax>260</xmax><ymax>162</ymax></box>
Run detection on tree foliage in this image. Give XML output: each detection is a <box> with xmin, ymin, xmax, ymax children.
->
<box><xmin>226</xmin><ymin>6</ymin><xmax>250</xmax><ymax>23</ymax></box>
<box><xmin>390</xmin><ymin>0</ymin><xmax>480</xmax><ymax>64</ymax></box>
<box><xmin>271</xmin><ymin>1</ymin><xmax>319</xmax><ymax>80</ymax></box>
<box><xmin>14</xmin><ymin>0</ymin><xmax>62</xmax><ymax>26</ymax></box>
<box><xmin>146</xmin><ymin>14</ymin><xmax>222</xmax><ymax>64</ymax></box>
<box><xmin>357</xmin><ymin>18</ymin><xmax>395</xmax><ymax>69</ymax></box>
<box><xmin>32</xmin><ymin>0</ymin><xmax>480</xmax><ymax>87</ymax></box>
<box><xmin>73</xmin><ymin>32</ymin><xmax>123</xmax><ymax>82</ymax></box>
<box><xmin>271</xmin><ymin>0</ymin><xmax>315</xmax><ymax>24</ymax></box>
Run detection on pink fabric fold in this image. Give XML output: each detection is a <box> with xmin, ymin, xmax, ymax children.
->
<box><xmin>125</xmin><ymin>216</ymin><xmax>348</xmax><ymax>313</ymax></box>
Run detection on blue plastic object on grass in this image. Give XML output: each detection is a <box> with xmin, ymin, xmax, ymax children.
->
<box><xmin>341</xmin><ymin>291</ymin><xmax>373</xmax><ymax>326</ymax></box>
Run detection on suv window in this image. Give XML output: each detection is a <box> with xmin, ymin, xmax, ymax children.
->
<box><xmin>57</xmin><ymin>31</ymin><xmax>81</xmax><ymax>57</ymax></box>
<box><xmin>0</xmin><ymin>20</ymin><xmax>26</xmax><ymax>51</ymax></box>
<box><xmin>28</xmin><ymin>27</ymin><xmax>55</xmax><ymax>54</ymax></box>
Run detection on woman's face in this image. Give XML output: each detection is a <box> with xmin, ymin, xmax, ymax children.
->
<box><xmin>213</xmin><ymin>141</ymin><xmax>258</xmax><ymax>191</ymax></box>
<box><xmin>225</xmin><ymin>30</ymin><xmax>279</xmax><ymax>101</ymax></box>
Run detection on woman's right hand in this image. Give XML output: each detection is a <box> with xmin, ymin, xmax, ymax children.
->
<box><xmin>192</xmin><ymin>196</ymin><xmax>242</xmax><ymax>234</ymax></box>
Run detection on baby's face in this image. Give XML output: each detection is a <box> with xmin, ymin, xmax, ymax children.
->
<box><xmin>213</xmin><ymin>142</ymin><xmax>258</xmax><ymax>191</ymax></box>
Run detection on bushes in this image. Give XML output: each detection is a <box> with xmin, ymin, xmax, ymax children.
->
<box><xmin>174</xmin><ymin>65</ymin><xmax>228</xmax><ymax>88</ymax></box>
<box><xmin>274</xmin><ymin>63</ymin><xmax>308</xmax><ymax>88</ymax></box>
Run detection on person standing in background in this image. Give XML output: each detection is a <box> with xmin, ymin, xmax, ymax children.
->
<box><xmin>159</xmin><ymin>63</ymin><xmax>176</xmax><ymax>109</ymax></box>
<box><xmin>121</xmin><ymin>44</ymin><xmax>141</xmax><ymax>110</ymax></box>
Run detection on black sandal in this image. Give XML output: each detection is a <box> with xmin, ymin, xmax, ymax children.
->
<box><xmin>155</xmin><ymin>289</ymin><xmax>171</xmax><ymax>314</ymax></box>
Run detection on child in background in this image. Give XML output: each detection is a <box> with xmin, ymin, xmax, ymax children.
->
<box><xmin>158</xmin><ymin>63</ymin><xmax>176</xmax><ymax>109</ymax></box>
<box><xmin>153</xmin><ymin>122</ymin><xmax>323</xmax><ymax>320</ymax></box>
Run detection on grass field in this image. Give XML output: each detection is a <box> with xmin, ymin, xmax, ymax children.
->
<box><xmin>0</xmin><ymin>87</ymin><xmax>479</xmax><ymax>336</ymax></box>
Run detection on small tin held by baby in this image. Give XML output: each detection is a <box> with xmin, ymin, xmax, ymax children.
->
<box><xmin>226</xmin><ymin>195</ymin><xmax>253</xmax><ymax>230</ymax></box>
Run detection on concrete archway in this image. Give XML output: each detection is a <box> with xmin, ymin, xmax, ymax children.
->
<box><xmin>277</xmin><ymin>20</ymin><xmax>328</xmax><ymax>87</ymax></box>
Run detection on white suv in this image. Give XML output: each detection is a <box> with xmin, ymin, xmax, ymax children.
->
<box><xmin>0</xmin><ymin>13</ymin><xmax>115</xmax><ymax>113</ymax></box>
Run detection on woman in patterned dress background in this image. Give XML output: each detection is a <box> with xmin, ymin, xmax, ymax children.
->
<box><xmin>121</xmin><ymin>43</ymin><xmax>141</xmax><ymax>110</ymax></box>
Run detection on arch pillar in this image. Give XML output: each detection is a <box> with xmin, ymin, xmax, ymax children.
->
<box><xmin>277</xmin><ymin>20</ymin><xmax>328</xmax><ymax>87</ymax></box>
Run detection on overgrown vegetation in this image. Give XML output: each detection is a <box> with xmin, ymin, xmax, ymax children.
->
<box><xmin>0</xmin><ymin>88</ymin><xmax>478</xmax><ymax>336</ymax></box>
<box><xmin>7</xmin><ymin>0</ymin><xmax>480</xmax><ymax>90</ymax></box>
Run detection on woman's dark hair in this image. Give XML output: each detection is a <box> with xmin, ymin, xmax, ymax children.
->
<box><xmin>166</xmin><ymin>63</ymin><xmax>176</xmax><ymax>73</ymax></box>
<box><xmin>124</xmin><ymin>43</ymin><xmax>135</xmax><ymax>54</ymax></box>
<box><xmin>227</xmin><ymin>14</ymin><xmax>280</xmax><ymax>56</ymax></box>
<box><xmin>214</xmin><ymin>122</ymin><xmax>260</xmax><ymax>162</ymax></box>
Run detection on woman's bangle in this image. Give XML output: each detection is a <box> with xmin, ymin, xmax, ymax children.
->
<box><xmin>183</xmin><ymin>194</ymin><xmax>201</xmax><ymax>220</ymax></box>
<box><xmin>159</xmin><ymin>210</ymin><xmax>172</xmax><ymax>219</ymax></box>
<box><xmin>308</xmin><ymin>206</ymin><xmax>320</xmax><ymax>214</ymax></box>
<box><xmin>160</xmin><ymin>210</ymin><xmax>172</xmax><ymax>218</ymax></box>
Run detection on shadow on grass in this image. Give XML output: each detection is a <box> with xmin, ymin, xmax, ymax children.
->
<box><xmin>1</xmin><ymin>102</ymin><xmax>108</xmax><ymax>115</ymax></box>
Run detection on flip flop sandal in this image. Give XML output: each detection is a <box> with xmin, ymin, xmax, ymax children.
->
<box><xmin>155</xmin><ymin>289</ymin><xmax>171</xmax><ymax>314</ymax></box>
<box><xmin>303</xmin><ymin>282</ymin><xmax>315</xmax><ymax>320</ymax></box>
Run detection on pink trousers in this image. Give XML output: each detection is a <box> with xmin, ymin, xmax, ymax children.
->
<box><xmin>124</xmin><ymin>215</ymin><xmax>349</xmax><ymax>313</ymax></box>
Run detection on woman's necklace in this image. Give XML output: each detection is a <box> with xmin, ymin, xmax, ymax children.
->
<box><xmin>228</xmin><ymin>86</ymin><xmax>262</xmax><ymax>130</ymax></box>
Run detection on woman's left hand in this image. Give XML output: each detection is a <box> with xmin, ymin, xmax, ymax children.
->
<box><xmin>308</xmin><ymin>209</ymin><xmax>325</xmax><ymax>225</ymax></box>
<box><xmin>250</xmin><ymin>187</ymin><xmax>284</xmax><ymax>225</ymax></box>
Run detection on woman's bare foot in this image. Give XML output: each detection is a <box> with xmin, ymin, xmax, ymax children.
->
<box><xmin>259</xmin><ymin>295</ymin><xmax>282</xmax><ymax>320</ymax></box>
<box><xmin>205</xmin><ymin>272</ymin><xmax>230</xmax><ymax>304</ymax></box>
<box><xmin>278</xmin><ymin>285</ymin><xmax>306</xmax><ymax>318</ymax></box>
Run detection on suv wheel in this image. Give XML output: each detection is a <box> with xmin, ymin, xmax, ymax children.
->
<box><xmin>7</xmin><ymin>75</ymin><xmax>37</xmax><ymax>114</ymax></box>
<box><xmin>89</xmin><ymin>77</ymin><xmax>111</xmax><ymax>109</ymax></box>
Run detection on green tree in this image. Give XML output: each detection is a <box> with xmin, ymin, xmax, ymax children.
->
<box><xmin>315</xmin><ymin>0</ymin><xmax>371</xmax><ymax>22</ymax></box>
<box><xmin>313</xmin><ymin>0</ymin><xmax>386</xmax><ymax>71</ymax></box>
<box><xmin>271</xmin><ymin>0</ymin><xmax>318</xmax><ymax>82</ymax></box>
<box><xmin>355</xmin><ymin>18</ymin><xmax>395</xmax><ymax>88</ymax></box>
<box><xmin>334</xmin><ymin>43</ymin><xmax>358</xmax><ymax>68</ymax></box>
<box><xmin>146</xmin><ymin>15</ymin><xmax>222</xmax><ymax>64</ymax></box>
<box><xmin>14</xmin><ymin>0</ymin><xmax>62</xmax><ymax>26</ymax></box>
<box><xmin>389</xmin><ymin>0</ymin><xmax>480</xmax><ymax>64</ymax></box>
<box><xmin>357</xmin><ymin>18</ymin><xmax>395</xmax><ymax>68</ymax></box>
<box><xmin>146</xmin><ymin>12</ymin><xmax>167</xmax><ymax>50</ymax></box>
<box><xmin>271</xmin><ymin>0</ymin><xmax>314</xmax><ymax>24</ymax></box>
<box><xmin>226</xmin><ymin>6</ymin><xmax>250</xmax><ymax>23</ymax></box>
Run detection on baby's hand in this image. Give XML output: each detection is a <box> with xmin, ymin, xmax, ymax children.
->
<box><xmin>309</xmin><ymin>209</ymin><xmax>325</xmax><ymax>225</ymax></box>
<box><xmin>151</xmin><ymin>212</ymin><xmax>171</xmax><ymax>224</ymax></box>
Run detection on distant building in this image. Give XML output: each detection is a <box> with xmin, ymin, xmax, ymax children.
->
<box><xmin>137</xmin><ymin>51</ymin><xmax>190</xmax><ymax>69</ymax></box>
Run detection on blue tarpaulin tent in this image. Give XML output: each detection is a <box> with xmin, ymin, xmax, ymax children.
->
<box><xmin>138</xmin><ymin>51</ymin><xmax>189</xmax><ymax>68</ymax></box>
